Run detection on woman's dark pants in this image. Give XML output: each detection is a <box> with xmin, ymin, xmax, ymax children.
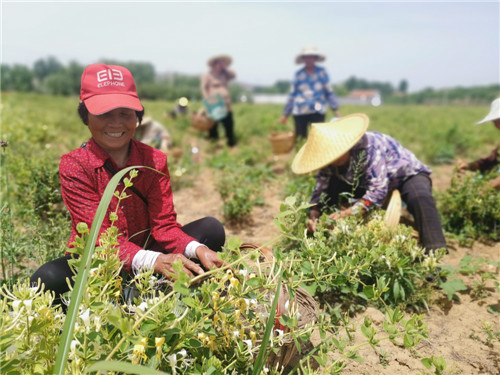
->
<box><xmin>208</xmin><ymin>111</ymin><xmax>236</xmax><ymax>146</ymax></box>
<box><xmin>293</xmin><ymin>113</ymin><xmax>325</xmax><ymax>139</ymax></box>
<box><xmin>322</xmin><ymin>173</ymin><xmax>447</xmax><ymax>252</ymax></box>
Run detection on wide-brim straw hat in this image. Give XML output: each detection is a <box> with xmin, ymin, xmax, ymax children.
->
<box><xmin>295</xmin><ymin>46</ymin><xmax>326</xmax><ymax>64</ymax></box>
<box><xmin>291</xmin><ymin>113</ymin><xmax>370</xmax><ymax>174</ymax></box>
<box><xmin>207</xmin><ymin>54</ymin><xmax>232</xmax><ymax>67</ymax></box>
<box><xmin>476</xmin><ymin>97</ymin><xmax>500</xmax><ymax>124</ymax></box>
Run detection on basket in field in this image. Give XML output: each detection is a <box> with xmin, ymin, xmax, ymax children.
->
<box><xmin>238</xmin><ymin>243</ymin><xmax>319</xmax><ymax>370</ymax></box>
<box><xmin>269</xmin><ymin>131</ymin><xmax>295</xmax><ymax>155</ymax></box>
<box><xmin>191</xmin><ymin>109</ymin><xmax>215</xmax><ymax>131</ymax></box>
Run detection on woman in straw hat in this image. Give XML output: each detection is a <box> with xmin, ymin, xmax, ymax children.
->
<box><xmin>31</xmin><ymin>63</ymin><xmax>226</xmax><ymax>307</ymax></box>
<box><xmin>278</xmin><ymin>46</ymin><xmax>341</xmax><ymax>139</ymax></box>
<box><xmin>200</xmin><ymin>54</ymin><xmax>237</xmax><ymax>147</ymax></box>
<box><xmin>292</xmin><ymin>113</ymin><xmax>447</xmax><ymax>254</ymax></box>
<box><xmin>457</xmin><ymin>98</ymin><xmax>500</xmax><ymax>190</ymax></box>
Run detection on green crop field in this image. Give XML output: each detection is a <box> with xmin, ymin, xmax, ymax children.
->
<box><xmin>0</xmin><ymin>92</ymin><xmax>499</xmax><ymax>374</ymax></box>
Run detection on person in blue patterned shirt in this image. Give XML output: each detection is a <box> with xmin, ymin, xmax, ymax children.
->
<box><xmin>279</xmin><ymin>46</ymin><xmax>341</xmax><ymax>138</ymax></box>
<box><xmin>291</xmin><ymin>114</ymin><xmax>447</xmax><ymax>254</ymax></box>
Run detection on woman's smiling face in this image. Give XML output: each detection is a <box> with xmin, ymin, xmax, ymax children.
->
<box><xmin>88</xmin><ymin>108</ymin><xmax>137</xmax><ymax>154</ymax></box>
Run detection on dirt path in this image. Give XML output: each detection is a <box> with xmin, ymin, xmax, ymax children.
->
<box><xmin>173</xmin><ymin>158</ymin><xmax>500</xmax><ymax>374</ymax></box>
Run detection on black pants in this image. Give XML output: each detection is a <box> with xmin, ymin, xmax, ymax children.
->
<box><xmin>321</xmin><ymin>173</ymin><xmax>447</xmax><ymax>252</ymax></box>
<box><xmin>209</xmin><ymin>111</ymin><xmax>236</xmax><ymax>147</ymax></box>
<box><xmin>30</xmin><ymin>216</ymin><xmax>225</xmax><ymax>304</ymax></box>
<box><xmin>293</xmin><ymin>113</ymin><xmax>325</xmax><ymax>139</ymax></box>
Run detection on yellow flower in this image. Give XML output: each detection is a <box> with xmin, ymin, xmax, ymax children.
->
<box><xmin>249</xmin><ymin>330</ymin><xmax>257</xmax><ymax>343</ymax></box>
<box><xmin>132</xmin><ymin>343</ymin><xmax>147</xmax><ymax>364</ymax></box>
<box><xmin>155</xmin><ymin>337</ymin><xmax>165</xmax><ymax>359</ymax></box>
<box><xmin>155</xmin><ymin>337</ymin><xmax>165</xmax><ymax>347</ymax></box>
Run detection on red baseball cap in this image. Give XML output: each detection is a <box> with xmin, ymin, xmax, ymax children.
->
<box><xmin>80</xmin><ymin>63</ymin><xmax>143</xmax><ymax>115</ymax></box>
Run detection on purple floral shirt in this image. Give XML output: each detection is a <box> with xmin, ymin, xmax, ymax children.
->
<box><xmin>310</xmin><ymin>131</ymin><xmax>432</xmax><ymax>209</ymax></box>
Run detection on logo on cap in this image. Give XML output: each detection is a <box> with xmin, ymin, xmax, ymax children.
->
<box><xmin>96</xmin><ymin>69</ymin><xmax>125</xmax><ymax>88</ymax></box>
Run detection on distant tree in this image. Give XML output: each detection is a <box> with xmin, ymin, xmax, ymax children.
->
<box><xmin>398</xmin><ymin>79</ymin><xmax>409</xmax><ymax>94</ymax></box>
<box><xmin>41</xmin><ymin>61</ymin><xmax>84</xmax><ymax>96</ymax></box>
<box><xmin>274</xmin><ymin>80</ymin><xmax>290</xmax><ymax>94</ymax></box>
<box><xmin>1</xmin><ymin>64</ymin><xmax>34</xmax><ymax>92</ymax></box>
<box><xmin>33</xmin><ymin>56</ymin><xmax>64</xmax><ymax>80</ymax></box>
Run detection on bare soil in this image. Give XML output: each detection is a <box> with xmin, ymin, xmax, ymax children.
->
<box><xmin>173</xmin><ymin>153</ymin><xmax>500</xmax><ymax>375</ymax></box>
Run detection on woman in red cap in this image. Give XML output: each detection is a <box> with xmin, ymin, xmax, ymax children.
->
<box><xmin>31</xmin><ymin>64</ymin><xmax>226</xmax><ymax>306</ymax></box>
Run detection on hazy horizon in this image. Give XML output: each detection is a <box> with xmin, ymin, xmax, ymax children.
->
<box><xmin>2</xmin><ymin>1</ymin><xmax>499</xmax><ymax>93</ymax></box>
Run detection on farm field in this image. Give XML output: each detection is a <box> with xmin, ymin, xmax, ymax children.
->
<box><xmin>1</xmin><ymin>92</ymin><xmax>499</xmax><ymax>374</ymax></box>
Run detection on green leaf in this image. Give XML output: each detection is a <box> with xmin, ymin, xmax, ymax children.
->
<box><xmin>421</xmin><ymin>357</ymin><xmax>432</xmax><ymax>369</ymax></box>
<box><xmin>363</xmin><ymin>285</ymin><xmax>375</xmax><ymax>300</ymax></box>
<box><xmin>440</xmin><ymin>278</ymin><xmax>468</xmax><ymax>300</ymax></box>
<box><xmin>85</xmin><ymin>360</ymin><xmax>168</xmax><ymax>374</ymax></box>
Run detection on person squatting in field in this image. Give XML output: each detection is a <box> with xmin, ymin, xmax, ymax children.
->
<box><xmin>30</xmin><ymin>63</ymin><xmax>226</xmax><ymax>306</ymax></box>
<box><xmin>291</xmin><ymin>113</ymin><xmax>447</xmax><ymax>254</ymax></box>
<box><xmin>457</xmin><ymin>97</ymin><xmax>500</xmax><ymax>190</ymax></box>
<box><xmin>134</xmin><ymin>116</ymin><xmax>172</xmax><ymax>154</ymax></box>
<box><xmin>278</xmin><ymin>46</ymin><xmax>341</xmax><ymax>139</ymax></box>
<box><xmin>200</xmin><ymin>54</ymin><xmax>237</xmax><ymax>147</ymax></box>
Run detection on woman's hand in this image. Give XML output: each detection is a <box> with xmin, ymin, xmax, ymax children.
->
<box><xmin>307</xmin><ymin>208</ymin><xmax>320</xmax><ymax>234</ymax></box>
<box><xmin>196</xmin><ymin>246</ymin><xmax>225</xmax><ymax>271</ymax></box>
<box><xmin>328</xmin><ymin>207</ymin><xmax>353</xmax><ymax>221</ymax></box>
<box><xmin>456</xmin><ymin>160</ymin><xmax>469</xmax><ymax>172</ymax></box>
<box><xmin>153</xmin><ymin>253</ymin><xmax>204</xmax><ymax>280</ymax></box>
<box><xmin>278</xmin><ymin>115</ymin><xmax>288</xmax><ymax>124</ymax></box>
<box><xmin>307</xmin><ymin>218</ymin><xmax>318</xmax><ymax>234</ymax></box>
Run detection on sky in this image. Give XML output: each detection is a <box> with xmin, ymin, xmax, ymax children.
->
<box><xmin>1</xmin><ymin>1</ymin><xmax>499</xmax><ymax>93</ymax></box>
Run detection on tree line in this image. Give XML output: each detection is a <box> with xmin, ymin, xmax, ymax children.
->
<box><xmin>1</xmin><ymin>56</ymin><xmax>498</xmax><ymax>105</ymax></box>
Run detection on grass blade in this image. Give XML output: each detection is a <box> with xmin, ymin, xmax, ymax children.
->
<box><xmin>54</xmin><ymin>166</ymin><xmax>142</xmax><ymax>374</ymax></box>
<box><xmin>85</xmin><ymin>360</ymin><xmax>168</xmax><ymax>374</ymax></box>
<box><xmin>252</xmin><ymin>274</ymin><xmax>282</xmax><ymax>375</ymax></box>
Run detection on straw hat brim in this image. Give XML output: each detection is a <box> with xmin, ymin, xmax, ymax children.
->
<box><xmin>207</xmin><ymin>54</ymin><xmax>232</xmax><ymax>67</ymax></box>
<box><xmin>476</xmin><ymin>98</ymin><xmax>500</xmax><ymax>124</ymax></box>
<box><xmin>295</xmin><ymin>54</ymin><xmax>326</xmax><ymax>64</ymax></box>
<box><xmin>291</xmin><ymin>113</ymin><xmax>370</xmax><ymax>174</ymax></box>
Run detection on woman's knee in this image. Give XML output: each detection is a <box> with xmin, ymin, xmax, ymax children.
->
<box><xmin>30</xmin><ymin>256</ymin><xmax>74</xmax><ymax>295</ymax></box>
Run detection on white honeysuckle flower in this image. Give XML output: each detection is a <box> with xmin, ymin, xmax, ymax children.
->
<box><xmin>178</xmin><ymin>349</ymin><xmax>187</xmax><ymax>358</ymax></box>
<box><xmin>12</xmin><ymin>300</ymin><xmax>21</xmax><ymax>312</ymax></box>
<box><xmin>167</xmin><ymin>353</ymin><xmax>177</xmax><ymax>374</ymax></box>
<box><xmin>238</xmin><ymin>268</ymin><xmax>248</xmax><ymax>276</ymax></box>
<box><xmin>137</xmin><ymin>302</ymin><xmax>148</xmax><ymax>312</ymax></box>
<box><xmin>233</xmin><ymin>330</ymin><xmax>240</xmax><ymax>338</ymax></box>
<box><xmin>94</xmin><ymin>316</ymin><xmax>102</xmax><ymax>332</ymax></box>
<box><xmin>79</xmin><ymin>308</ymin><xmax>90</xmax><ymax>327</ymax></box>
<box><xmin>29</xmin><ymin>286</ymin><xmax>39</xmax><ymax>293</ymax></box>
<box><xmin>243</xmin><ymin>339</ymin><xmax>253</xmax><ymax>352</ymax></box>
<box><xmin>70</xmin><ymin>340</ymin><xmax>79</xmax><ymax>352</ymax></box>
<box><xmin>23</xmin><ymin>299</ymin><xmax>33</xmax><ymax>311</ymax></box>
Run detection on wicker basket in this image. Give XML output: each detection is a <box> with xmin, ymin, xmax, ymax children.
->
<box><xmin>269</xmin><ymin>131</ymin><xmax>295</xmax><ymax>155</ymax></box>
<box><xmin>238</xmin><ymin>243</ymin><xmax>319</xmax><ymax>370</ymax></box>
<box><xmin>191</xmin><ymin>109</ymin><xmax>215</xmax><ymax>131</ymax></box>
<box><xmin>384</xmin><ymin>189</ymin><xmax>402</xmax><ymax>228</ymax></box>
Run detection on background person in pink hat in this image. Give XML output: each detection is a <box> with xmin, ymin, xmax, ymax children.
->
<box><xmin>457</xmin><ymin>98</ymin><xmax>500</xmax><ymax>189</ymax></box>
<box><xmin>31</xmin><ymin>63</ymin><xmax>226</xmax><ymax>307</ymax></box>
<box><xmin>278</xmin><ymin>46</ymin><xmax>341</xmax><ymax>139</ymax></box>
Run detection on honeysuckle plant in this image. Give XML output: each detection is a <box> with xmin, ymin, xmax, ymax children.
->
<box><xmin>1</xmin><ymin>170</ymin><xmax>435</xmax><ymax>375</ymax></box>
